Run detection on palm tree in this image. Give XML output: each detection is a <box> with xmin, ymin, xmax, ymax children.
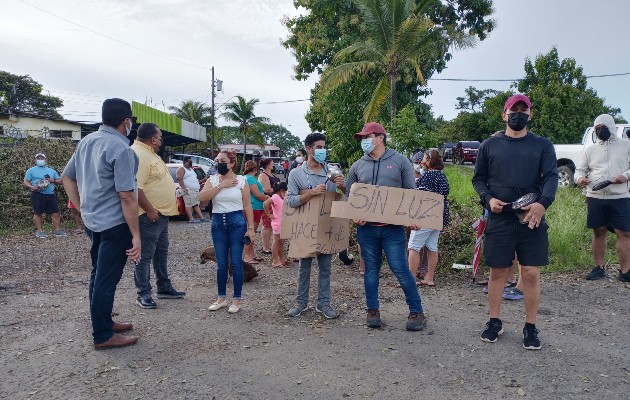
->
<box><xmin>168</xmin><ymin>100</ymin><xmax>214</xmax><ymax>125</ymax></box>
<box><xmin>320</xmin><ymin>0</ymin><xmax>474</xmax><ymax>122</ymax></box>
<box><xmin>222</xmin><ymin>96</ymin><xmax>269</xmax><ymax>171</ymax></box>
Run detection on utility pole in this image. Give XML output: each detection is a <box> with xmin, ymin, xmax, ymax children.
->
<box><xmin>210</xmin><ymin>66</ymin><xmax>216</xmax><ymax>158</ymax></box>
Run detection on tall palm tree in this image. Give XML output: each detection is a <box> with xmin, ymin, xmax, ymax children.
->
<box><xmin>320</xmin><ymin>0</ymin><xmax>474</xmax><ymax>122</ymax></box>
<box><xmin>169</xmin><ymin>100</ymin><xmax>214</xmax><ymax>125</ymax></box>
<box><xmin>222</xmin><ymin>96</ymin><xmax>269</xmax><ymax>171</ymax></box>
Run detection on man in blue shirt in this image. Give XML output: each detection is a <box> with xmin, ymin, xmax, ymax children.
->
<box><xmin>63</xmin><ymin>98</ymin><xmax>141</xmax><ymax>350</ymax></box>
<box><xmin>23</xmin><ymin>153</ymin><xmax>67</xmax><ymax>238</ymax></box>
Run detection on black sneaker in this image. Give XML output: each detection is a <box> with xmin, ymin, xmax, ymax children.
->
<box><xmin>480</xmin><ymin>319</ymin><xmax>503</xmax><ymax>343</ymax></box>
<box><xmin>156</xmin><ymin>287</ymin><xmax>186</xmax><ymax>299</ymax></box>
<box><xmin>523</xmin><ymin>324</ymin><xmax>542</xmax><ymax>350</ymax></box>
<box><xmin>585</xmin><ymin>265</ymin><xmax>607</xmax><ymax>280</ymax></box>
<box><xmin>136</xmin><ymin>294</ymin><xmax>157</xmax><ymax>309</ymax></box>
<box><xmin>406</xmin><ymin>312</ymin><xmax>426</xmax><ymax>331</ymax></box>
<box><xmin>618</xmin><ymin>269</ymin><xmax>630</xmax><ymax>283</ymax></box>
<box><xmin>366</xmin><ymin>309</ymin><xmax>381</xmax><ymax>328</ymax></box>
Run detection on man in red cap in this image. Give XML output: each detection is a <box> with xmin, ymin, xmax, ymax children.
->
<box><xmin>345</xmin><ymin>122</ymin><xmax>427</xmax><ymax>331</ymax></box>
<box><xmin>472</xmin><ymin>94</ymin><xmax>558</xmax><ymax>350</ymax></box>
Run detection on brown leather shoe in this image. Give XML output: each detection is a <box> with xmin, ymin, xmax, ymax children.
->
<box><xmin>94</xmin><ymin>333</ymin><xmax>139</xmax><ymax>350</ymax></box>
<box><xmin>113</xmin><ymin>321</ymin><xmax>133</xmax><ymax>333</ymax></box>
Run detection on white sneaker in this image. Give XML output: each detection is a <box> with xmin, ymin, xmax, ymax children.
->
<box><xmin>208</xmin><ymin>300</ymin><xmax>228</xmax><ymax>311</ymax></box>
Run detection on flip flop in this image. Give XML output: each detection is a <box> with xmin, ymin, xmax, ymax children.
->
<box><xmin>253</xmin><ymin>257</ymin><xmax>264</xmax><ymax>262</ymax></box>
<box><xmin>420</xmin><ymin>281</ymin><xmax>436</xmax><ymax>287</ymax></box>
<box><xmin>243</xmin><ymin>259</ymin><xmax>259</xmax><ymax>265</ymax></box>
<box><xmin>262</xmin><ymin>250</ymin><xmax>272</xmax><ymax>255</ymax></box>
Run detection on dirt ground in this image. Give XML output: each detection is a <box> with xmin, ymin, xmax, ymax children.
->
<box><xmin>1</xmin><ymin>220</ymin><xmax>629</xmax><ymax>400</ymax></box>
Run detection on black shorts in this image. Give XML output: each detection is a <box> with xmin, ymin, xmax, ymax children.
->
<box><xmin>483</xmin><ymin>217</ymin><xmax>549</xmax><ymax>268</ymax></box>
<box><xmin>586</xmin><ymin>197</ymin><xmax>630</xmax><ymax>232</ymax></box>
<box><xmin>31</xmin><ymin>192</ymin><xmax>60</xmax><ymax>215</ymax></box>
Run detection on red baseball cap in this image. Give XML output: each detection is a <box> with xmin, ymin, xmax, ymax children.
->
<box><xmin>503</xmin><ymin>94</ymin><xmax>532</xmax><ymax>112</ymax></box>
<box><xmin>354</xmin><ymin>122</ymin><xmax>386</xmax><ymax>139</ymax></box>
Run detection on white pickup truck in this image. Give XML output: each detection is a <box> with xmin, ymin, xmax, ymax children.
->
<box><xmin>554</xmin><ymin>124</ymin><xmax>630</xmax><ymax>187</ymax></box>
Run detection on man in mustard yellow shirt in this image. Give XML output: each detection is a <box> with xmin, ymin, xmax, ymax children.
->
<box><xmin>131</xmin><ymin>123</ymin><xmax>185</xmax><ymax>308</ymax></box>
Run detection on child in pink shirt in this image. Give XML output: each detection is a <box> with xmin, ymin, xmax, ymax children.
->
<box><xmin>263</xmin><ymin>182</ymin><xmax>288</xmax><ymax>268</ymax></box>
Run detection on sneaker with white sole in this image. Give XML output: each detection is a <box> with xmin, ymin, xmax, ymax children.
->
<box><xmin>480</xmin><ymin>318</ymin><xmax>503</xmax><ymax>343</ymax></box>
<box><xmin>53</xmin><ymin>230</ymin><xmax>68</xmax><ymax>237</ymax></box>
<box><xmin>315</xmin><ymin>304</ymin><xmax>338</xmax><ymax>319</ymax></box>
<box><xmin>523</xmin><ymin>324</ymin><xmax>541</xmax><ymax>350</ymax></box>
<box><xmin>208</xmin><ymin>300</ymin><xmax>228</xmax><ymax>311</ymax></box>
<box><xmin>287</xmin><ymin>303</ymin><xmax>308</xmax><ymax>317</ymax></box>
<box><xmin>35</xmin><ymin>230</ymin><xmax>47</xmax><ymax>239</ymax></box>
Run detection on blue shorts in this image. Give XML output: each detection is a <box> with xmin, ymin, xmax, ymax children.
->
<box><xmin>408</xmin><ymin>228</ymin><xmax>440</xmax><ymax>252</ymax></box>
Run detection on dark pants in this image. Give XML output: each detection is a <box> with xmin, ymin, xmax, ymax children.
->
<box><xmin>135</xmin><ymin>214</ymin><xmax>172</xmax><ymax>296</ymax></box>
<box><xmin>85</xmin><ymin>223</ymin><xmax>132</xmax><ymax>344</ymax></box>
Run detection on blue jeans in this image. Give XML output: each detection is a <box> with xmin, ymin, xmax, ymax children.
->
<box><xmin>211</xmin><ymin>211</ymin><xmax>247</xmax><ymax>299</ymax></box>
<box><xmin>357</xmin><ymin>224</ymin><xmax>423</xmax><ymax>313</ymax></box>
<box><xmin>85</xmin><ymin>223</ymin><xmax>132</xmax><ymax>344</ymax></box>
<box><xmin>135</xmin><ymin>214</ymin><xmax>172</xmax><ymax>296</ymax></box>
<box><xmin>295</xmin><ymin>253</ymin><xmax>332</xmax><ymax>307</ymax></box>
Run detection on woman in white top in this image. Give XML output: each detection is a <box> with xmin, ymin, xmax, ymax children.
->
<box><xmin>199</xmin><ymin>150</ymin><xmax>254</xmax><ymax>314</ymax></box>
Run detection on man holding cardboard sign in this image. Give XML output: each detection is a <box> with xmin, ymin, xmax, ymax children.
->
<box><xmin>345</xmin><ymin>122</ymin><xmax>427</xmax><ymax>331</ymax></box>
<box><xmin>285</xmin><ymin>133</ymin><xmax>346</xmax><ymax>319</ymax></box>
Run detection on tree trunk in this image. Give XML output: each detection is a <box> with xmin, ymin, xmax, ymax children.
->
<box><xmin>242</xmin><ymin>127</ymin><xmax>247</xmax><ymax>173</ymax></box>
<box><xmin>390</xmin><ymin>73</ymin><xmax>397</xmax><ymax>122</ymax></box>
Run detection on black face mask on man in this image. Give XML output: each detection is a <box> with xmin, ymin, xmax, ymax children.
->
<box><xmin>595</xmin><ymin>126</ymin><xmax>612</xmax><ymax>141</ymax></box>
<box><xmin>507</xmin><ymin>112</ymin><xmax>529</xmax><ymax>131</ymax></box>
<box><xmin>217</xmin><ymin>162</ymin><xmax>229</xmax><ymax>175</ymax></box>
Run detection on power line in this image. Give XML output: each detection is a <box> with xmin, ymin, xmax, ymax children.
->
<box><xmin>261</xmin><ymin>99</ymin><xmax>311</xmax><ymax>104</ymax></box>
<box><xmin>18</xmin><ymin>0</ymin><xmax>211</xmax><ymax>71</ymax></box>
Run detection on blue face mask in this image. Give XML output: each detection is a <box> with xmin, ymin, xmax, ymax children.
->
<box><xmin>361</xmin><ymin>138</ymin><xmax>375</xmax><ymax>154</ymax></box>
<box><xmin>313</xmin><ymin>148</ymin><xmax>327</xmax><ymax>164</ymax></box>
<box><xmin>36</xmin><ymin>160</ymin><xmax>46</xmax><ymax>167</ymax></box>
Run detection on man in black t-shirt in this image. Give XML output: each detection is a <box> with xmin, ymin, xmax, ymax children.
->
<box><xmin>472</xmin><ymin>94</ymin><xmax>558</xmax><ymax>351</ymax></box>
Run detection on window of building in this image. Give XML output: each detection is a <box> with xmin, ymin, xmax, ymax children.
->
<box><xmin>49</xmin><ymin>130</ymin><xmax>73</xmax><ymax>138</ymax></box>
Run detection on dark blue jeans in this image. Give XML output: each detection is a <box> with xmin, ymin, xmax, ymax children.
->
<box><xmin>135</xmin><ymin>214</ymin><xmax>172</xmax><ymax>296</ymax></box>
<box><xmin>85</xmin><ymin>223</ymin><xmax>132</xmax><ymax>344</ymax></box>
<box><xmin>211</xmin><ymin>211</ymin><xmax>247</xmax><ymax>300</ymax></box>
<box><xmin>357</xmin><ymin>224</ymin><xmax>424</xmax><ymax>313</ymax></box>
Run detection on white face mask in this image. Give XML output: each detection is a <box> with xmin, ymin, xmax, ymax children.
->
<box><xmin>125</xmin><ymin>119</ymin><xmax>132</xmax><ymax>136</ymax></box>
<box><xmin>413</xmin><ymin>164</ymin><xmax>423</xmax><ymax>173</ymax></box>
<box><xmin>296</xmin><ymin>156</ymin><xmax>303</xmax><ymax>164</ymax></box>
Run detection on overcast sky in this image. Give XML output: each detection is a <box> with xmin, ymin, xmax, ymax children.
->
<box><xmin>2</xmin><ymin>0</ymin><xmax>629</xmax><ymax>141</ymax></box>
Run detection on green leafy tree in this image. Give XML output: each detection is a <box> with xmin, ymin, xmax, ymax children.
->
<box><xmin>455</xmin><ymin>86</ymin><xmax>498</xmax><ymax>112</ymax></box>
<box><xmin>283</xmin><ymin>0</ymin><xmax>495</xmax><ymax>81</ymax></box>
<box><xmin>387</xmin><ymin>104</ymin><xmax>423</xmax><ymax>156</ymax></box>
<box><xmin>0</xmin><ymin>71</ymin><xmax>64</xmax><ymax>118</ymax></box>
<box><xmin>251</xmin><ymin>123</ymin><xmax>303</xmax><ymax>156</ymax></box>
<box><xmin>319</xmin><ymin>0</ymin><xmax>475</xmax><ymax>122</ymax></box>
<box><xmin>221</xmin><ymin>96</ymin><xmax>269</xmax><ymax>171</ymax></box>
<box><xmin>517</xmin><ymin>47</ymin><xmax>624</xmax><ymax>143</ymax></box>
<box><xmin>168</xmin><ymin>100</ymin><xmax>213</xmax><ymax>125</ymax></box>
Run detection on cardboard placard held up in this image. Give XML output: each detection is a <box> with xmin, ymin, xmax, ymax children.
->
<box><xmin>280</xmin><ymin>192</ymin><xmax>350</xmax><ymax>258</ymax></box>
<box><xmin>330</xmin><ymin>183</ymin><xmax>444</xmax><ymax>230</ymax></box>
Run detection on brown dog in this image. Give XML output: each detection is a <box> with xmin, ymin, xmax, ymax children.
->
<box><xmin>200</xmin><ymin>246</ymin><xmax>259</xmax><ymax>282</ymax></box>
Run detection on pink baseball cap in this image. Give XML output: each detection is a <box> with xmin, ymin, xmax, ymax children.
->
<box><xmin>354</xmin><ymin>122</ymin><xmax>386</xmax><ymax>139</ymax></box>
<box><xmin>503</xmin><ymin>94</ymin><xmax>532</xmax><ymax>112</ymax></box>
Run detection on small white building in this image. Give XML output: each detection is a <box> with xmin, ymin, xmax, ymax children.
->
<box><xmin>0</xmin><ymin>111</ymin><xmax>82</xmax><ymax>141</ymax></box>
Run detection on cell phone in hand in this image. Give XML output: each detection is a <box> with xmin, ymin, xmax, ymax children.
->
<box><xmin>241</xmin><ymin>236</ymin><xmax>251</xmax><ymax>245</ymax></box>
<box><xmin>44</xmin><ymin>174</ymin><xmax>50</xmax><ymax>178</ymax></box>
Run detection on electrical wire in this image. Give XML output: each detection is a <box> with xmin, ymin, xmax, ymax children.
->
<box><xmin>17</xmin><ymin>0</ymin><xmax>211</xmax><ymax>71</ymax></box>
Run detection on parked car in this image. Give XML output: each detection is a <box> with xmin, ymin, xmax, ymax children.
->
<box><xmin>554</xmin><ymin>124</ymin><xmax>630</xmax><ymax>187</ymax></box>
<box><xmin>452</xmin><ymin>141</ymin><xmax>480</xmax><ymax>165</ymax></box>
<box><xmin>438</xmin><ymin>142</ymin><xmax>456</xmax><ymax>162</ymax></box>
<box><xmin>170</xmin><ymin>153</ymin><xmax>217</xmax><ymax>176</ymax></box>
<box><xmin>166</xmin><ymin>163</ymin><xmax>211</xmax><ymax>217</ymax></box>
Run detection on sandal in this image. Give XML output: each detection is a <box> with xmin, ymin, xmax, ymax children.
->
<box><xmin>262</xmin><ymin>250</ymin><xmax>272</xmax><ymax>255</ymax></box>
<box><xmin>253</xmin><ymin>257</ymin><xmax>264</xmax><ymax>262</ymax></box>
<box><xmin>420</xmin><ymin>280</ymin><xmax>436</xmax><ymax>287</ymax></box>
<box><xmin>243</xmin><ymin>259</ymin><xmax>259</xmax><ymax>265</ymax></box>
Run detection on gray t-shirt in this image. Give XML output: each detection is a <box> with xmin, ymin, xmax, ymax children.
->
<box><xmin>63</xmin><ymin>125</ymin><xmax>139</xmax><ymax>232</ymax></box>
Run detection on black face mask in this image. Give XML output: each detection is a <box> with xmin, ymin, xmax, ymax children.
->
<box><xmin>595</xmin><ymin>126</ymin><xmax>611</xmax><ymax>141</ymax></box>
<box><xmin>507</xmin><ymin>112</ymin><xmax>529</xmax><ymax>131</ymax></box>
<box><xmin>217</xmin><ymin>162</ymin><xmax>229</xmax><ymax>175</ymax></box>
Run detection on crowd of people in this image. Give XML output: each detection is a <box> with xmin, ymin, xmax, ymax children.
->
<box><xmin>20</xmin><ymin>95</ymin><xmax>628</xmax><ymax>352</ymax></box>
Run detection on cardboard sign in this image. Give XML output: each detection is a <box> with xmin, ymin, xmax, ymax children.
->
<box><xmin>281</xmin><ymin>192</ymin><xmax>350</xmax><ymax>258</ymax></box>
<box><xmin>330</xmin><ymin>183</ymin><xmax>444</xmax><ymax>230</ymax></box>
